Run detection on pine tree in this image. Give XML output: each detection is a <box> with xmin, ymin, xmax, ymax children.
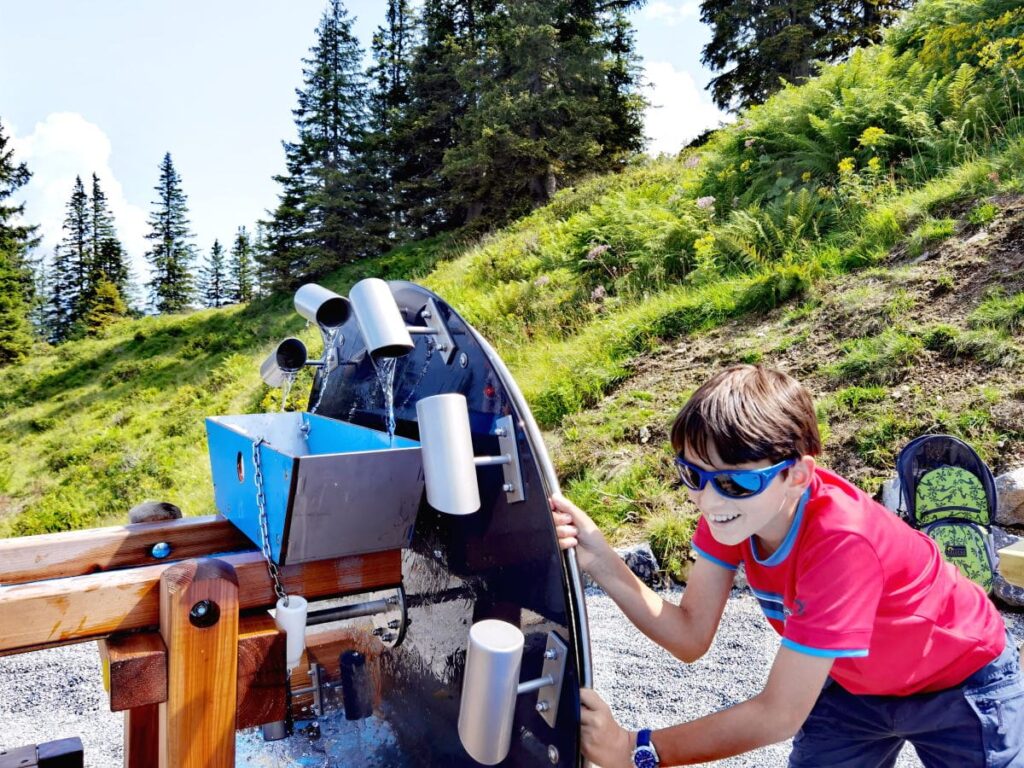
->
<box><xmin>81</xmin><ymin>277</ymin><xmax>127</xmax><ymax>336</ymax></box>
<box><xmin>390</xmin><ymin>0</ymin><xmax>477</xmax><ymax>236</ymax></box>
<box><xmin>443</xmin><ymin>0</ymin><xmax>645</xmax><ymax>229</ymax></box>
<box><xmin>89</xmin><ymin>174</ymin><xmax>129</xmax><ymax>296</ymax></box>
<box><xmin>367</xmin><ymin>0</ymin><xmax>416</xmax><ymax>242</ymax></box>
<box><xmin>700</xmin><ymin>0</ymin><xmax>912</xmax><ymax>111</ymax></box>
<box><xmin>198</xmin><ymin>239</ymin><xmax>228</xmax><ymax>308</ymax></box>
<box><xmin>228</xmin><ymin>226</ymin><xmax>255</xmax><ymax>304</ymax></box>
<box><xmin>48</xmin><ymin>175</ymin><xmax>91</xmax><ymax>339</ymax></box>
<box><xmin>145</xmin><ymin>153</ymin><xmax>196</xmax><ymax>313</ymax></box>
<box><xmin>45</xmin><ymin>245</ymin><xmax>74</xmax><ymax>342</ymax></box>
<box><xmin>262</xmin><ymin>0</ymin><xmax>381</xmax><ymax>288</ymax></box>
<box><xmin>0</xmin><ymin>118</ymin><xmax>37</xmax><ymax>363</ymax></box>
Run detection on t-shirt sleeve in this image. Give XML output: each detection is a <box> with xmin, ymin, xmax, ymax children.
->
<box><xmin>781</xmin><ymin>534</ymin><xmax>883</xmax><ymax>659</ymax></box>
<box><xmin>691</xmin><ymin>517</ymin><xmax>742</xmax><ymax>571</ymax></box>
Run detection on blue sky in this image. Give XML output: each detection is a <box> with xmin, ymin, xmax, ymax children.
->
<box><xmin>0</xmin><ymin>1</ymin><xmax>725</xmax><ymax>287</ymax></box>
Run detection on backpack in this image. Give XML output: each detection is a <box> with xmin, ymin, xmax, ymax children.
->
<box><xmin>896</xmin><ymin>434</ymin><xmax>998</xmax><ymax>593</ymax></box>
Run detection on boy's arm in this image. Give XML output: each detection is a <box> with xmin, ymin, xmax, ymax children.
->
<box><xmin>580</xmin><ymin>646</ymin><xmax>833</xmax><ymax>767</ymax></box>
<box><xmin>551</xmin><ymin>494</ymin><xmax>732</xmax><ymax>662</ymax></box>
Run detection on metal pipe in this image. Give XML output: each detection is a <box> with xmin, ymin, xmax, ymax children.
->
<box><xmin>473</xmin><ymin>455</ymin><xmax>511</xmax><ymax>467</ymax></box>
<box><xmin>306</xmin><ymin>597</ymin><xmax>394</xmax><ymax>626</ymax></box>
<box><xmin>416</xmin><ymin>393</ymin><xmax>481</xmax><ymax>515</ymax></box>
<box><xmin>515</xmin><ymin>675</ymin><xmax>554</xmax><ymax>696</ymax></box>
<box><xmin>349</xmin><ymin>278</ymin><xmax>415</xmax><ymax>358</ymax></box>
<box><xmin>295</xmin><ymin>283</ymin><xmax>351</xmax><ymax>329</ymax></box>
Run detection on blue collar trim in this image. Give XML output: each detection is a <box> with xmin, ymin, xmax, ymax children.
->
<box><xmin>751</xmin><ymin>488</ymin><xmax>810</xmax><ymax>567</ymax></box>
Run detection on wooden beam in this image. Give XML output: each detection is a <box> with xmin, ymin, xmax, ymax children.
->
<box><xmin>100</xmin><ymin>614</ymin><xmax>287</xmax><ymax>729</ymax></box>
<box><xmin>99</xmin><ymin>633</ymin><xmax>167</xmax><ymax>712</ymax></box>
<box><xmin>0</xmin><ymin>515</ymin><xmax>253</xmax><ymax>585</ymax></box>
<box><xmin>0</xmin><ymin>549</ymin><xmax>401</xmax><ymax>655</ymax></box>
<box><xmin>158</xmin><ymin>559</ymin><xmax>238</xmax><ymax>768</ymax></box>
<box><xmin>236</xmin><ymin>613</ymin><xmax>287</xmax><ymax>730</ymax></box>
<box><xmin>999</xmin><ymin>540</ymin><xmax>1024</xmax><ymax>588</ymax></box>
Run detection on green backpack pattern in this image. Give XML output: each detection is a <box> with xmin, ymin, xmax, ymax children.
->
<box><xmin>897</xmin><ymin>435</ymin><xmax>997</xmax><ymax>593</ymax></box>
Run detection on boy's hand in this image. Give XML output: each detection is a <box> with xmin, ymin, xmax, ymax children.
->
<box><xmin>549</xmin><ymin>492</ymin><xmax>608</xmax><ymax>574</ymax></box>
<box><xmin>579</xmin><ymin>688</ymin><xmax>631</xmax><ymax>768</ymax></box>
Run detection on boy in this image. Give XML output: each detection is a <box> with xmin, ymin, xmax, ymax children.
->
<box><xmin>551</xmin><ymin>365</ymin><xmax>1022</xmax><ymax>767</ymax></box>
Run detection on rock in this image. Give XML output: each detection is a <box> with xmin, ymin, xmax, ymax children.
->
<box><xmin>128</xmin><ymin>500</ymin><xmax>182</xmax><ymax>524</ymax></box>
<box><xmin>877</xmin><ymin>476</ymin><xmax>903</xmax><ymax>515</ymax></box>
<box><xmin>733</xmin><ymin>562</ymin><xmax>748</xmax><ymax>591</ymax></box>
<box><xmin>995</xmin><ymin>467</ymin><xmax>1024</xmax><ymax>526</ymax></box>
<box><xmin>615</xmin><ymin>542</ymin><xmax>661</xmax><ymax>587</ymax></box>
<box><xmin>993</xmin><ymin>525</ymin><xmax>1024</xmax><ymax>608</ymax></box>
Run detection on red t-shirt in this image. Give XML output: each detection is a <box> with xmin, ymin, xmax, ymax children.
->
<box><xmin>691</xmin><ymin>467</ymin><xmax>1005</xmax><ymax>695</ymax></box>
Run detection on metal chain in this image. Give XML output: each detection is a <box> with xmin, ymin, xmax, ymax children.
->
<box><xmin>252</xmin><ymin>436</ymin><xmax>288</xmax><ymax>604</ymax></box>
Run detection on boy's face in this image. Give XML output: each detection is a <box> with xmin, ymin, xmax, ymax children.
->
<box><xmin>682</xmin><ymin>443</ymin><xmax>813</xmax><ymax>550</ymax></box>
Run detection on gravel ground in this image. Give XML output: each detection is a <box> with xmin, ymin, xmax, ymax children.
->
<box><xmin>1</xmin><ymin>588</ymin><xmax>1021</xmax><ymax>767</ymax></box>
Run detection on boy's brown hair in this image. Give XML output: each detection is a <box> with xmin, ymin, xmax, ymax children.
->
<box><xmin>671</xmin><ymin>365</ymin><xmax>821</xmax><ymax>466</ymax></box>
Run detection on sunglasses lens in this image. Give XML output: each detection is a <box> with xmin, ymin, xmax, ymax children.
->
<box><xmin>677</xmin><ymin>462</ymin><xmax>702</xmax><ymax>490</ymax></box>
<box><xmin>713</xmin><ymin>472</ymin><xmax>762</xmax><ymax>498</ymax></box>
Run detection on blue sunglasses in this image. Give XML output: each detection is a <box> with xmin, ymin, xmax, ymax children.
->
<box><xmin>674</xmin><ymin>456</ymin><xmax>796</xmax><ymax>499</ymax></box>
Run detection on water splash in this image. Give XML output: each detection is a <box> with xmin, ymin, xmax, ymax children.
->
<box><xmin>310</xmin><ymin>328</ymin><xmax>341</xmax><ymax>415</ymax></box>
<box><xmin>371</xmin><ymin>356</ymin><xmax>398</xmax><ymax>444</ymax></box>
<box><xmin>280</xmin><ymin>372</ymin><xmax>297</xmax><ymax>412</ymax></box>
<box><xmin>397</xmin><ymin>336</ymin><xmax>435</xmax><ymax>412</ymax></box>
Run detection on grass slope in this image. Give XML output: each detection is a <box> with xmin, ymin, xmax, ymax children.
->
<box><xmin>2</xmin><ymin>0</ymin><xmax>1023</xmax><ymax>571</ymax></box>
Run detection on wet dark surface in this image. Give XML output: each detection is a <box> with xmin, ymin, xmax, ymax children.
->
<box><xmin>262</xmin><ymin>281</ymin><xmax>583</xmax><ymax>766</ymax></box>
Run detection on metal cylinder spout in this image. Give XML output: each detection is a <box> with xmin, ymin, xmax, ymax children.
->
<box><xmin>260</xmin><ymin>338</ymin><xmax>308</xmax><ymax>387</ymax></box>
<box><xmin>295</xmin><ymin>283</ymin><xmax>352</xmax><ymax>329</ymax></box>
<box><xmin>349</xmin><ymin>278</ymin><xmax>415</xmax><ymax>358</ymax></box>
<box><xmin>458</xmin><ymin>620</ymin><xmax>524</xmax><ymax>765</ymax></box>
<box><xmin>416</xmin><ymin>394</ymin><xmax>481</xmax><ymax>515</ymax></box>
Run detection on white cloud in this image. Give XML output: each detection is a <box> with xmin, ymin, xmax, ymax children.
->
<box><xmin>643</xmin><ymin>1</ymin><xmax>700</xmax><ymax>26</ymax></box>
<box><xmin>11</xmin><ymin>112</ymin><xmax>150</xmax><ymax>288</ymax></box>
<box><xmin>643</xmin><ymin>61</ymin><xmax>728</xmax><ymax>156</ymax></box>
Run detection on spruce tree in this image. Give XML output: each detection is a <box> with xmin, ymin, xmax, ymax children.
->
<box><xmin>89</xmin><ymin>174</ymin><xmax>129</xmax><ymax>296</ymax></box>
<box><xmin>387</xmin><ymin>0</ymin><xmax>470</xmax><ymax>237</ymax></box>
<box><xmin>228</xmin><ymin>226</ymin><xmax>255</xmax><ymax>304</ymax></box>
<box><xmin>262</xmin><ymin>0</ymin><xmax>381</xmax><ymax>288</ymax></box>
<box><xmin>367</xmin><ymin>0</ymin><xmax>416</xmax><ymax>242</ymax></box>
<box><xmin>145</xmin><ymin>153</ymin><xmax>196</xmax><ymax>313</ymax></box>
<box><xmin>443</xmin><ymin>0</ymin><xmax>645</xmax><ymax>229</ymax></box>
<box><xmin>0</xmin><ymin>118</ymin><xmax>37</xmax><ymax>363</ymax></box>
<box><xmin>49</xmin><ymin>176</ymin><xmax>91</xmax><ymax>339</ymax></box>
<box><xmin>81</xmin><ymin>277</ymin><xmax>127</xmax><ymax>336</ymax></box>
<box><xmin>701</xmin><ymin>0</ymin><xmax>912</xmax><ymax>111</ymax></box>
<box><xmin>198</xmin><ymin>239</ymin><xmax>228</xmax><ymax>308</ymax></box>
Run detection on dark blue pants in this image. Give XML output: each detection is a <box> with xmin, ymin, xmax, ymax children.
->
<box><xmin>789</xmin><ymin>635</ymin><xmax>1024</xmax><ymax>767</ymax></box>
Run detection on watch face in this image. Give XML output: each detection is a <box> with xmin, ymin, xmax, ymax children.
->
<box><xmin>633</xmin><ymin>746</ymin><xmax>658</xmax><ymax>768</ymax></box>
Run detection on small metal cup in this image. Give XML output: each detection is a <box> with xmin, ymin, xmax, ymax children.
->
<box><xmin>458</xmin><ymin>620</ymin><xmax>525</xmax><ymax>765</ymax></box>
<box><xmin>295</xmin><ymin>283</ymin><xmax>351</xmax><ymax>329</ymax></box>
<box><xmin>259</xmin><ymin>338</ymin><xmax>308</xmax><ymax>387</ymax></box>
<box><xmin>349</xmin><ymin>278</ymin><xmax>414</xmax><ymax>358</ymax></box>
<box><xmin>416</xmin><ymin>394</ymin><xmax>481</xmax><ymax>515</ymax></box>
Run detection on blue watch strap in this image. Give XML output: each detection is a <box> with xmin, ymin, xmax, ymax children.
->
<box><xmin>637</xmin><ymin>729</ymin><xmax>652</xmax><ymax>748</ymax></box>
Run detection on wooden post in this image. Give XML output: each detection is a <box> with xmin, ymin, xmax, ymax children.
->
<box><xmin>158</xmin><ymin>559</ymin><xmax>239</xmax><ymax>768</ymax></box>
<box><xmin>124</xmin><ymin>705</ymin><xmax>159</xmax><ymax>768</ymax></box>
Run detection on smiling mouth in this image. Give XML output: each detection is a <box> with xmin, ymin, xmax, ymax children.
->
<box><xmin>709</xmin><ymin>513</ymin><xmax>741</xmax><ymax>524</ymax></box>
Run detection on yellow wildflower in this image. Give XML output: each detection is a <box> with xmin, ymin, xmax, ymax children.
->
<box><xmin>801</xmin><ymin>171</ymin><xmax>813</xmax><ymax>182</ymax></box>
<box><xmin>867</xmin><ymin>157</ymin><xmax>883</xmax><ymax>173</ymax></box>
<box><xmin>838</xmin><ymin>157</ymin><xmax>856</xmax><ymax>175</ymax></box>
<box><xmin>740</xmin><ymin>160</ymin><xmax>751</xmax><ymax>172</ymax></box>
<box><xmin>858</xmin><ymin>127</ymin><xmax>887</xmax><ymax>148</ymax></box>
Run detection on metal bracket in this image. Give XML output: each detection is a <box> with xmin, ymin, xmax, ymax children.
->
<box><xmin>495</xmin><ymin>415</ymin><xmax>525</xmax><ymax>504</ymax></box>
<box><xmin>420</xmin><ymin>298</ymin><xmax>456</xmax><ymax>365</ymax></box>
<box><xmin>536</xmin><ymin>632</ymin><xmax>567</xmax><ymax>729</ymax></box>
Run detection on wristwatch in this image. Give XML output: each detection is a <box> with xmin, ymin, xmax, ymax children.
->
<box><xmin>632</xmin><ymin>728</ymin><xmax>660</xmax><ymax>768</ymax></box>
